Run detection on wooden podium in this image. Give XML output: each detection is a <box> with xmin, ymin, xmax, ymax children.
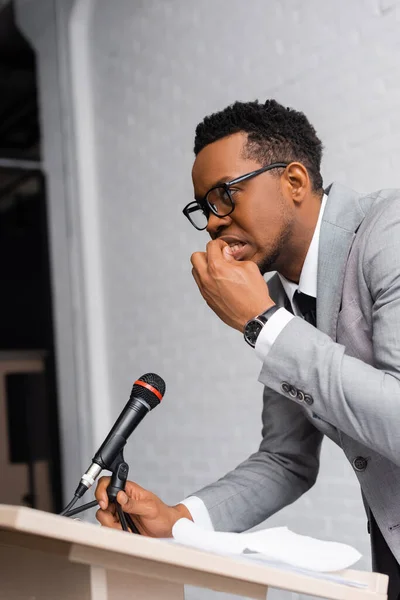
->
<box><xmin>0</xmin><ymin>504</ymin><xmax>388</xmax><ymax>600</ymax></box>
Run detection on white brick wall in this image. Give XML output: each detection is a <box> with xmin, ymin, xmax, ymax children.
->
<box><xmin>21</xmin><ymin>1</ymin><xmax>400</xmax><ymax>599</ymax></box>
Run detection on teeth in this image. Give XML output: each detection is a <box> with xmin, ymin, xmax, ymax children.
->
<box><xmin>229</xmin><ymin>243</ymin><xmax>244</xmax><ymax>252</ymax></box>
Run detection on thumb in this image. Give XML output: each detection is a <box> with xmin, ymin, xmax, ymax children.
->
<box><xmin>117</xmin><ymin>490</ymin><xmax>149</xmax><ymax>515</ymax></box>
<box><xmin>222</xmin><ymin>244</ymin><xmax>236</xmax><ymax>263</ymax></box>
<box><xmin>117</xmin><ymin>491</ymin><xmax>137</xmax><ymax>512</ymax></box>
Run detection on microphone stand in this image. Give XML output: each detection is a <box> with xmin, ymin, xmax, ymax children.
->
<box><xmin>62</xmin><ymin>451</ymin><xmax>140</xmax><ymax>534</ymax></box>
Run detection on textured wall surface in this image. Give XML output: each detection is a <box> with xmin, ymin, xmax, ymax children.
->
<box><xmin>22</xmin><ymin>1</ymin><xmax>400</xmax><ymax>599</ymax></box>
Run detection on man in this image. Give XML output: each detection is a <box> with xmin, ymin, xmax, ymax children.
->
<box><xmin>96</xmin><ymin>99</ymin><xmax>400</xmax><ymax>598</ymax></box>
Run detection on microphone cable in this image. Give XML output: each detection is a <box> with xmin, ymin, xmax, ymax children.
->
<box><xmin>60</xmin><ymin>494</ymin><xmax>79</xmax><ymax>516</ymax></box>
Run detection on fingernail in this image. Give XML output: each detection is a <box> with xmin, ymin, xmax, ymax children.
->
<box><xmin>119</xmin><ymin>492</ymin><xmax>128</xmax><ymax>505</ymax></box>
<box><xmin>99</xmin><ymin>501</ymin><xmax>106</xmax><ymax>510</ymax></box>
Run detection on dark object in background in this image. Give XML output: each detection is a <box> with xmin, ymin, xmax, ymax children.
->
<box><xmin>0</xmin><ymin>186</ymin><xmax>52</xmax><ymax>350</ymax></box>
<box><xmin>6</xmin><ymin>372</ymin><xmax>50</xmax><ymax>464</ymax></box>
<box><xmin>0</xmin><ymin>1</ymin><xmax>62</xmax><ymax>512</ymax></box>
<box><xmin>5</xmin><ymin>371</ymin><xmax>51</xmax><ymax>508</ymax></box>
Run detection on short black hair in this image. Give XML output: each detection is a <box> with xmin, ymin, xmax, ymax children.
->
<box><xmin>194</xmin><ymin>99</ymin><xmax>323</xmax><ymax>192</ymax></box>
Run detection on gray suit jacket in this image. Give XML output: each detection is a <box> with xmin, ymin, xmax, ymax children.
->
<box><xmin>194</xmin><ymin>182</ymin><xmax>400</xmax><ymax>563</ymax></box>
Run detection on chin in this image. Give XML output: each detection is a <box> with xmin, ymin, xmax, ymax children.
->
<box><xmin>257</xmin><ymin>254</ymin><xmax>278</xmax><ymax>276</ymax></box>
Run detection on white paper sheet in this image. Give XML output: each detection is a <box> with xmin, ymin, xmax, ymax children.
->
<box><xmin>172</xmin><ymin>518</ymin><xmax>362</xmax><ymax>573</ymax></box>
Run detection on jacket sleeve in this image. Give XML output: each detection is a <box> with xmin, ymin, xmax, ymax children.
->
<box><xmin>258</xmin><ymin>198</ymin><xmax>400</xmax><ymax>466</ymax></box>
<box><xmin>191</xmin><ymin>386</ymin><xmax>323</xmax><ymax>532</ymax></box>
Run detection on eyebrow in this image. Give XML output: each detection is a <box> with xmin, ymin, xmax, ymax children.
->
<box><xmin>194</xmin><ymin>175</ymin><xmax>235</xmax><ymax>202</ymax></box>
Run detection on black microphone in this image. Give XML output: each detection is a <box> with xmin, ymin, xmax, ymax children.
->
<box><xmin>74</xmin><ymin>373</ymin><xmax>165</xmax><ymax>499</ymax></box>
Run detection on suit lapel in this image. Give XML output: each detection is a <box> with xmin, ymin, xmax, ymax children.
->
<box><xmin>317</xmin><ymin>183</ymin><xmax>365</xmax><ymax>339</ymax></box>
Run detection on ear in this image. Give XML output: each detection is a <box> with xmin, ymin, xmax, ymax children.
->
<box><xmin>280</xmin><ymin>162</ymin><xmax>310</xmax><ymax>206</ymax></box>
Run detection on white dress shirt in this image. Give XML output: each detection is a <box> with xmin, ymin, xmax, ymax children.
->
<box><xmin>181</xmin><ymin>195</ymin><xmax>328</xmax><ymax>530</ymax></box>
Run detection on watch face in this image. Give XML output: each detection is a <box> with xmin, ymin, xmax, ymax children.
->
<box><xmin>244</xmin><ymin>319</ymin><xmax>263</xmax><ymax>346</ymax></box>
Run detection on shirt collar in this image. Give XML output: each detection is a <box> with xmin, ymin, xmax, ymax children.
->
<box><xmin>278</xmin><ymin>193</ymin><xmax>328</xmax><ymax>304</ymax></box>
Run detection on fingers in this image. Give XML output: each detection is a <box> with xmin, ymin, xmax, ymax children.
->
<box><xmin>116</xmin><ymin>490</ymin><xmax>153</xmax><ymax>516</ymax></box>
<box><xmin>208</xmin><ymin>238</ymin><xmax>236</xmax><ymax>264</ymax></box>
<box><xmin>207</xmin><ymin>240</ymin><xmax>238</xmax><ymax>266</ymax></box>
<box><xmin>191</xmin><ymin>243</ymin><xmax>223</xmax><ymax>276</ymax></box>
<box><xmin>206</xmin><ymin>238</ymin><xmax>229</xmax><ymax>262</ymax></box>
<box><xmin>191</xmin><ymin>251</ymin><xmax>208</xmax><ymax>298</ymax></box>
<box><xmin>191</xmin><ymin>241</ymin><xmax>225</xmax><ymax>267</ymax></box>
<box><xmin>191</xmin><ymin>266</ymin><xmax>204</xmax><ymax>294</ymax></box>
<box><xmin>95</xmin><ymin>478</ymin><xmax>159</xmax><ymax>532</ymax></box>
<box><xmin>191</xmin><ymin>246</ymin><xmax>227</xmax><ymax>308</ymax></box>
<box><xmin>95</xmin><ymin>476</ymin><xmax>111</xmax><ymax>510</ymax></box>
<box><xmin>192</xmin><ymin>241</ymin><xmax>234</xmax><ymax>279</ymax></box>
<box><xmin>96</xmin><ymin>503</ymin><xmax>121</xmax><ymax>529</ymax></box>
<box><xmin>190</xmin><ymin>250</ymin><xmax>207</xmax><ymax>273</ymax></box>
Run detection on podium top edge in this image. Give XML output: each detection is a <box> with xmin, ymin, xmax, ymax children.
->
<box><xmin>0</xmin><ymin>504</ymin><xmax>387</xmax><ymax>599</ymax></box>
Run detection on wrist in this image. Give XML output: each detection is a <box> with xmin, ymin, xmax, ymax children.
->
<box><xmin>243</xmin><ymin>303</ymin><xmax>279</xmax><ymax>348</ymax></box>
<box><xmin>170</xmin><ymin>503</ymin><xmax>193</xmax><ymax>533</ymax></box>
<box><xmin>241</xmin><ymin>302</ymin><xmax>276</xmax><ymax>332</ymax></box>
<box><xmin>260</xmin><ymin>301</ymin><xmax>276</xmax><ymax>314</ymax></box>
<box><xmin>174</xmin><ymin>503</ymin><xmax>193</xmax><ymax>520</ymax></box>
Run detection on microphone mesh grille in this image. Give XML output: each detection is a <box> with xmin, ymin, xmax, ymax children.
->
<box><xmin>130</xmin><ymin>373</ymin><xmax>166</xmax><ymax>410</ymax></box>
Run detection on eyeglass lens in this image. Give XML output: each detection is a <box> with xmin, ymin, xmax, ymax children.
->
<box><xmin>185</xmin><ymin>186</ymin><xmax>234</xmax><ymax>230</ymax></box>
<box><xmin>206</xmin><ymin>186</ymin><xmax>233</xmax><ymax>216</ymax></box>
<box><xmin>187</xmin><ymin>204</ymin><xmax>208</xmax><ymax>230</ymax></box>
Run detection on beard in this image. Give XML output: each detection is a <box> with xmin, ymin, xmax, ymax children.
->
<box><xmin>256</xmin><ymin>205</ymin><xmax>294</xmax><ymax>276</ymax></box>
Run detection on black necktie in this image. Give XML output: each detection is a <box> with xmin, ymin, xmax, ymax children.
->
<box><xmin>293</xmin><ymin>290</ymin><xmax>317</xmax><ymax>326</ymax></box>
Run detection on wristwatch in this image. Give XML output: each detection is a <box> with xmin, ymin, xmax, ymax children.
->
<box><xmin>243</xmin><ymin>305</ymin><xmax>280</xmax><ymax>348</ymax></box>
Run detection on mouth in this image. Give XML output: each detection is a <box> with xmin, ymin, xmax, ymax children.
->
<box><xmin>221</xmin><ymin>239</ymin><xmax>252</xmax><ymax>261</ymax></box>
<box><xmin>227</xmin><ymin>241</ymin><xmax>247</xmax><ymax>260</ymax></box>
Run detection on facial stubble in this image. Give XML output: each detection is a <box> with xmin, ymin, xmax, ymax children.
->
<box><xmin>256</xmin><ymin>198</ymin><xmax>294</xmax><ymax>276</ymax></box>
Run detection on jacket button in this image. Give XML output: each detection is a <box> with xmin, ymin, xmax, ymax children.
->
<box><xmin>289</xmin><ymin>386</ymin><xmax>298</xmax><ymax>398</ymax></box>
<box><xmin>297</xmin><ymin>390</ymin><xmax>305</xmax><ymax>402</ymax></box>
<box><xmin>353</xmin><ymin>456</ymin><xmax>368</xmax><ymax>472</ymax></box>
<box><xmin>304</xmin><ymin>394</ymin><xmax>314</xmax><ymax>406</ymax></box>
<box><xmin>281</xmin><ymin>382</ymin><xmax>291</xmax><ymax>394</ymax></box>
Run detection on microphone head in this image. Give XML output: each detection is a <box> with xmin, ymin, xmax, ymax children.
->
<box><xmin>130</xmin><ymin>373</ymin><xmax>165</xmax><ymax>410</ymax></box>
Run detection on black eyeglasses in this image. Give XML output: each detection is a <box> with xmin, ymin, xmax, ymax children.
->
<box><xmin>183</xmin><ymin>162</ymin><xmax>288</xmax><ymax>231</ymax></box>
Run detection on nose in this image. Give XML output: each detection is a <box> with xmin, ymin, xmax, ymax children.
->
<box><xmin>206</xmin><ymin>212</ymin><xmax>233</xmax><ymax>238</ymax></box>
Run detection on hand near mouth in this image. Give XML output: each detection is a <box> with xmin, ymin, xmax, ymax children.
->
<box><xmin>190</xmin><ymin>239</ymin><xmax>275</xmax><ymax>332</ymax></box>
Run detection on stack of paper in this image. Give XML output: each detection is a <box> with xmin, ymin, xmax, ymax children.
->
<box><xmin>172</xmin><ymin>518</ymin><xmax>362</xmax><ymax>574</ymax></box>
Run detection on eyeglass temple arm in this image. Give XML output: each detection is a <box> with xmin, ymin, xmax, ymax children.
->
<box><xmin>228</xmin><ymin>162</ymin><xmax>288</xmax><ymax>186</ymax></box>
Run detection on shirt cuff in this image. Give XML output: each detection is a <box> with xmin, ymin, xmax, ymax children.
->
<box><xmin>179</xmin><ymin>496</ymin><xmax>214</xmax><ymax>531</ymax></box>
<box><xmin>254</xmin><ymin>308</ymin><xmax>294</xmax><ymax>361</ymax></box>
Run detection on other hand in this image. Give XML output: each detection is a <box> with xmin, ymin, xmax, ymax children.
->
<box><xmin>95</xmin><ymin>476</ymin><xmax>192</xmax><ymax>537</ymax></box>
<box><xmin>191</xmin><ymin>239</ymin><xmax>275</xmax><ymax>332</ymax></box>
